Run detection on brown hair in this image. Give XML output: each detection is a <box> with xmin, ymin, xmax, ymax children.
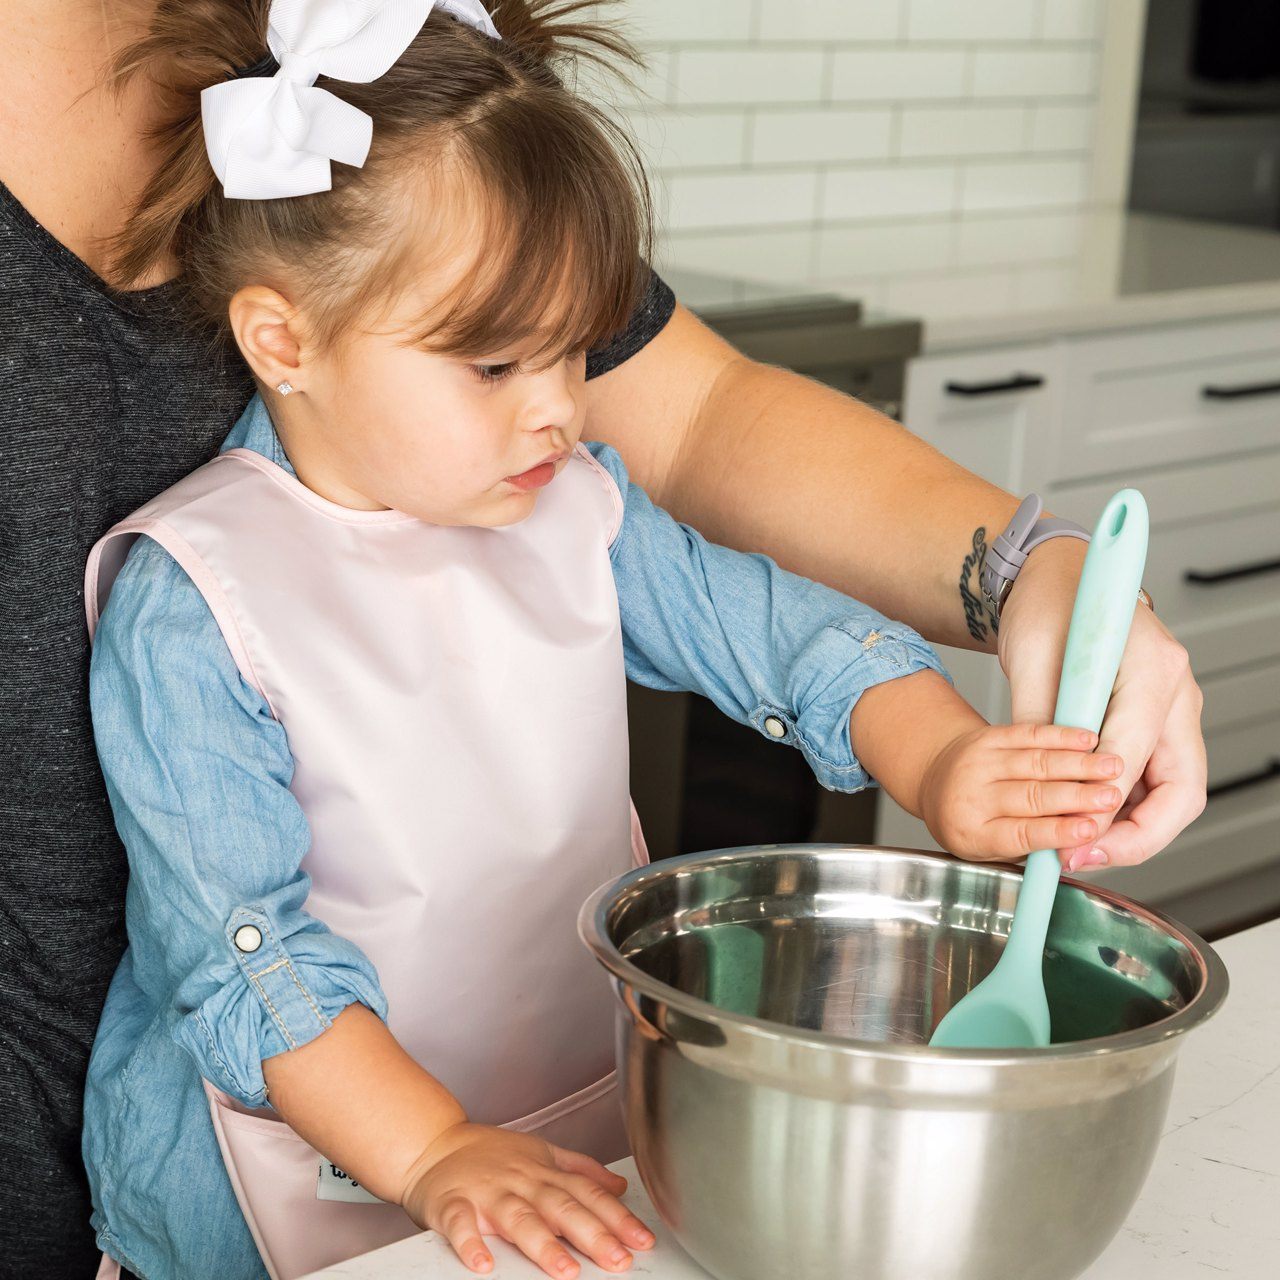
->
<box><xmin>98</xmin><ymin>0</ymin><xmax>654</xmax><ymax>367</ymax></box>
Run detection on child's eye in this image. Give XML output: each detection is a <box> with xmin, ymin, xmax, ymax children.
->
<box><xmin>469</xmin><ymin>361</ymin><xmax>520</xmax><ymax>385</ymax></box>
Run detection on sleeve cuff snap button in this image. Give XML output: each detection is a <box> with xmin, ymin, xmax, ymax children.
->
<box><xmin>764</xmin><ymin>715</ymin><xmax>787</xmax><ymax>739</ymax></box>
<box><xmin>233</xmin><ymin>924</ymin><xmax>264</xmax><ymax>954</ymax></box>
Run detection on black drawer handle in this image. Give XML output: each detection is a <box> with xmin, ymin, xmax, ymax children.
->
<box><xmin>1184</xmin><ymin>556</ymin><xmax>1280</xmax><ymax>586</ymax></box>
<box><xmin>1202</xmin><ymin>380</ymin><xmax>1280</xmax><ymax>400</ymax></box>
<box><xmin>945</xmin><ymin>374</ymin><xmax>1045</xmax><ymax>397</ymax></box>
<box><xmin>1206</xmin><ymin>758</ymin><xmax>1280</xmax><ymax>801</ymax></box>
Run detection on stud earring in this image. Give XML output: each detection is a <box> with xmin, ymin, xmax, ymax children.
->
<box><xmin>276</xmin><ymin>381</ymin><xmax>294</xmax><ymax>395</ymax></box>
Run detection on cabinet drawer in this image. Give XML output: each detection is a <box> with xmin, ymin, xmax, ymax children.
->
<box><xmin>1049</xmin><ymin>450</ymin><xmax>1280</xmax><ymax>528</ymax></box>
<box><xmin>1047</xmin><ymin>471</ymin><xmax>1280</xmax><ymax>678</ymax></box>
<box><xmin>1200</xmin><ymin>660</ymin><xmax>1280</xmax><ymax>736</ymax></box>
<box><xmin>1057</xmin><ymin>314</ymin><xmax>1280</xmax><ymax>482</ymax></box>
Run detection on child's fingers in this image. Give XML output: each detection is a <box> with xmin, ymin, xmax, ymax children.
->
<box><xmin>531</xmin><ymin>1187</ymin><xmax>634</xmax><ymax>1273</ymax></box>
<box><xmin>987</xmin><ymin>723</ymin><xmax>1099</xmax><ymax>751</ymax></box>
<box><xmin>984</xmin><ymin>813</ymin><xmax>1100</xmax><ymax>856</ymax></box>
<box><xmin>492</xmin><ymin>1194</ymin><xmax>581</xmax><ymax>1278</ymax></box>
<box><xmin>990</xmin><ymin>780</ymin><xmax>1121</xmax><ymax>816</ymax></box>
<box><xmin>1001</xmin><ymin>747</ymin><xmax>1124</xmax><ymax>782</ymax></box>
<box><xmin>550</xmin><ymin>1144</ymin><xmax>628</xmax><ymax>1196</ymax></box>
<box><xmin>554</xmin><ymin>1171</ymin><xmax>655</xmax><ymax>1251</ymax></box>
<box><xmin>436</xmin><ymin>1196</ymin><xmax>494</xmax><ymax>1274</ymax></box>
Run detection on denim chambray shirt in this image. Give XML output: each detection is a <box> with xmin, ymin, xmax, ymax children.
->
<box><xmin>83</xmin><ymin>392</ymin><xmax>949</xmax><ymax>1280</ymax></box>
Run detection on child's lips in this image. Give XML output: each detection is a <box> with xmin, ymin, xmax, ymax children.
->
<box><xmin>505</xmin><ymin>453</ymin><xmax>565</xmax><ymax>491</ymax></box>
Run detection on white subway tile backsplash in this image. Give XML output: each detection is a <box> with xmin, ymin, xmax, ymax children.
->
<box><xmin>617</xmin><ymin>0</ymin><xmax>753</xmax><ymax>44</ymax></box>
<box><xmin>675</xmin><ymin>49</ymin><xmax>825</xmax><ymax>106</ymax></box>
<box><xmin>960</xmin><ymin>159</ymin><xmax>1090</xmax><ymax>213</ymax></box>
<box><xmin>1040</xmin><ymin>0</ymin><xmax>1103</xmax><ymax>41</ymax></box>
<box><xmin>816</xmin><ymin>221</ymin><xmax>954</xmax><ymax>278</ymax></box>
<box><xmin>574</xmin><ymin>46</ymin><xmax>675</xmax><ymax>111</ymax></box>
<box><xmin>758</xmin><ymin>0</ymin><xmax>902</xmax><ymax>43</ymax></box>
<box><xmin>905</xmin><ymin>0</ymin><xmax>1038</xmax><ymax>43</ymax></box>
<box><xmin>661</xmin><ymin>228</ymin><xmax>820</xmax><ymax>284</ymax></box>
<box><xmin>830</xmin><ymin>49</ymin><xmax>968</xmax><ymax>102</ymax></box>
<box><xmin>587</xmin><ymin>2</ymin><xmax>1117</xmax><ymax>279</ymax></box>
<box><xmin>955</xmin><ymin>212</ymin><xmax>1086</xmax><ymax>267</ymax></box>
<box><xmin>823</xmin><ymin>164</ymin><xmax>957</xmax><ymax>222</ymax></box>
<box><xmin>971</xmin><ymin>49</ymin><xmax>1098</xmax><ymax>98</ymax></box>
<box><xmin>885</xmin><ymin>270</ymin><xmax>1017</xmax><ymax>319</ymax></box>
<box><xmin>1029</xmin><ymin>104</ymin><xmax>1097</xmax><ymax>153</ymax></box>
<box><xmin>665</xmin><ymin>169</ymin><xmax>820</xmax><ymax>232</ymax></box>
<box><xmin>627</xmin><ymin>110</ymin><xmax>749</xmax><ymax>172</ymax></box>
<box><xmin>751</xmin><ymin>108</ymin><xmax>894</xmax><ymax>166</ymax></box>
<box><xmin>899</xmin><ymin>106</ymin><xmax>1027</xmax><ymax>158</ymax></box>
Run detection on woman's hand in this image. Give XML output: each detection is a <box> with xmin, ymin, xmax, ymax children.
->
<box><xmin>401</xmin><ymin>1123</ymin><xmax>655</xmax><ymax>1278</ymax></box>
<box><xmin>919</xmin><ymin>722</ymin><xmax>1126</xmax><ymax>863</ymax></box>
<box><xmin>998</xmin><ymin>540</ymin><xmax>1207</xmax><ymax>871</ymax></box>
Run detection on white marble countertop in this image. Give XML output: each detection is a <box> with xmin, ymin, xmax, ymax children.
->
<box><xmin>304</xmin><ymin>920</ymin><xmax>1279</xmax><ymax>1280</ymax></box>
<box><xmin>909</xmin><ymin>209</ymin><xmax>1280</xmax><ymax>354</ymax></box>
<box><xmin>668</xmin><ymin>208</ymin><xmax>1280</xmax><ymax>355</ymax></box>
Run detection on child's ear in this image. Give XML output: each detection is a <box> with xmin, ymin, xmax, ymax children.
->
<box><xmin>228</xmin><ymin>285</ymin><xmax>306</xmax><ymax>388</ymax></box>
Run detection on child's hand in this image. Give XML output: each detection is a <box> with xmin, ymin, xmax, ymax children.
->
<box><xmin>401</xmin><ymin>1122</ymin><xmax>655</xmax><ymax>1278</ymax></box>
<box><xmin>919</xmin><ymin>722</ymin><xmax>1124</xmax><ymax>864</ymax></box>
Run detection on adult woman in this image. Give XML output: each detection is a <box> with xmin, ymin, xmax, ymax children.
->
<box><xmin>0</xmin><ymin>2</ymin><xmax>1205</xmax><ymax>1273</ymax></box>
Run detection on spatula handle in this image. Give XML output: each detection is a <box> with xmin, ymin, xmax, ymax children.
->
<box><xmin>1051</xmin><ymin>490</ymin><xmax>1150</xmax><ymax>736</ymax></box>
<box><xmin>1008</xmin><ymin>490</ymin><xmax>1149</xmax><ymax>965</ymax></box>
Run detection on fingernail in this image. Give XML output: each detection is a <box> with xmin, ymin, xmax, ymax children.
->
<box><xmin>1065</xmin><ymin>852</ymin><xmax>1083</xmax><ymax>873</ymax></box>
<box><xmin>636</xmin><ymin>1229</ymin><xmax>655</xmax><ymax>1247</ymax></box>
<box><xmin>557</xmin><ymin>1259</ymin><xmax>577</xmax><ymax>1277</ymax></box>
<box><xmin>1078</xmin><ymin>730</ymin><xmax>1095</xmax><ymax>746</ymax></box>
<box><xmin>1104</xmin><ymin>756</ymin><xmax>1123</xmax><ymax>776</ymax></box>
<box><xmin>1084</xmin><ymin>848</ymin><xmax>1109</xmax><ymax>867</ymax></box>
<box><xmin>609</xmin><ymin>1249</ymin><xmax>629</xmax><ymax>1265</ymax></box>
<box><xmin>1100</xmin><ymin>788</ymin><xmax>1121</xmax><ymax>807</ymax></box>
<box><xmin>1074</xmin><ymin>820</ymin><xmax>1096</xmax><ymax>841</ymax></box>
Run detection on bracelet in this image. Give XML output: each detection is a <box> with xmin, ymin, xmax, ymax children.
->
<box><xmin>980</xmin><ymin>494</ymin><xmax>1091</xmax><ymax>621</ymax></box>
<box><xmin>982</xmin><ymin>495</ymin><xmax>1156</xmax><ymax>620</ymax></box>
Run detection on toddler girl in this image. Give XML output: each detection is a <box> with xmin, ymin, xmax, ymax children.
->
<box><xmin>82</xmin><ymin>3</ymin><xmax>1126</xmax><ymax>1279</ymax></box>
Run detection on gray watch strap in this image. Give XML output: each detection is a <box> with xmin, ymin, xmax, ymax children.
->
<box><xmin>980</xmin><ymin>494</ymin><xmax>1091</xmax><ymax>616</ymax></box>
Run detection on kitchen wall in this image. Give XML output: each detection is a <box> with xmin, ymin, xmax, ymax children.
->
<box><xmin>578</xmin><ymin>0</ymin><xmax>1146</xmax><ymax>316</ymax></box>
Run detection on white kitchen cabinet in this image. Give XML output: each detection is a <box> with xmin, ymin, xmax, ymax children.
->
<box><xmin>876</xmin><ymin>313</ymin><xmax>1280</xmax><ymax>930</ymax></box>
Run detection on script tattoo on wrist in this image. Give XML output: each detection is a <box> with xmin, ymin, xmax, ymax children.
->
<box><xmin>959</xmin><ymin>526</ymin><xmax>999</xmax><ymax>641</ymax></box>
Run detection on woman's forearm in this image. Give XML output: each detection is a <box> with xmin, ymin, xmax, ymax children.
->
<box><xmin>662</xmin><ymin>356</ymin><xmax>1021</xmax><ymax>652</ymax></box>
<box><xmin>262</xmin><ymin>1003</ymin><xmax>465</xmax><ymax>1205</ymax></box>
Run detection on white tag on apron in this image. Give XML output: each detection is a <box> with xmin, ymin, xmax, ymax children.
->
<box><xmin>316</xmin><ymin>1160</ymin><xmax>384</xmax><ymax>1204</ymax></box>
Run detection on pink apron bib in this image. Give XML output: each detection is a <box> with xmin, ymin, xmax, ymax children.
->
<box><xmin>86</xmin><ymin>443</ymin><xmax>646</xmax><ymax>1280</ymax></box>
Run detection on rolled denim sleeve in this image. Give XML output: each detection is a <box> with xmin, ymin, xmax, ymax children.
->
<box><xmin>589</xmin><ymin>442</ymin><xmax>952</xmax><ymax>793</ymax></box>
<box><xmin>89</xmin><ymin>537</ymin><xmax>388</xmax><ymax>1108</ymax></box>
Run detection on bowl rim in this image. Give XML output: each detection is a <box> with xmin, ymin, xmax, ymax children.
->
<box><xmin>577</xmin><ymin>843</ymin><xmax>1231</xmax><ymax>1065</ymax></box>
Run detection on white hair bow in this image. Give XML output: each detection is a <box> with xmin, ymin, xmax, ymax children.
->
<box><xmin>201</xmin><ymin>0</ymin><xmax>500</xmax><ymax>200</ymax></box>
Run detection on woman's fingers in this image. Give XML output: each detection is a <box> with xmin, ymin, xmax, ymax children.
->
<box><xmin>991</xmin><ymin>780</ymin><xmax>1121</xmax><ymax>817</ymax></box>
<box><xmin>532</xmin><ymin>1187</ymin><xmax>634</xmax><ymax>1273</ymax></box>
<box><xmin>493</xmin><ymin>1194</ymin><xmax>582</xmax><ymax>1279</ymax></box>
<box><xmin>1082</xmin><ymin>682</ymin><xmax>1206</xmax><ymax>869</ymax></box>
<box><xmin>436</xmin><ymin>1196</ymin><xmax>494</xmax><ymax>1274</ymax></box>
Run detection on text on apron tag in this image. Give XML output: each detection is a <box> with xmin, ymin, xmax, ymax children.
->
<box><xmin>316</xmin><ymin>1161</ymin><xmax>384</xmax><ymax>1204</ymax></box>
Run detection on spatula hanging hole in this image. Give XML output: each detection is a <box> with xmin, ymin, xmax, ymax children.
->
<box><xmin>1109</xmin><ymin>504</ymin><xmax>1127</xmax><ymax>537</ymax></box>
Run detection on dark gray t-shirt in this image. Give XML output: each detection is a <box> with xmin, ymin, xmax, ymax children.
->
<box><xmin>0</xmin><ymin>174</ymin><xmax>674</xmax><ymax>1274</ymax></box>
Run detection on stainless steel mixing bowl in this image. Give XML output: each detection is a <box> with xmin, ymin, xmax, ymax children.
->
<box><xmin>578</xmin><ymin>845</ymin><xmax>1228</xmax><ymax>1280</ymax></box>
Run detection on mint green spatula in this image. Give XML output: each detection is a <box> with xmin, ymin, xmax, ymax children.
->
<box><xmin>930</xmin><ymin>489</ymin><xmax>1149</xmax><ymax>1050</ymax></box>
